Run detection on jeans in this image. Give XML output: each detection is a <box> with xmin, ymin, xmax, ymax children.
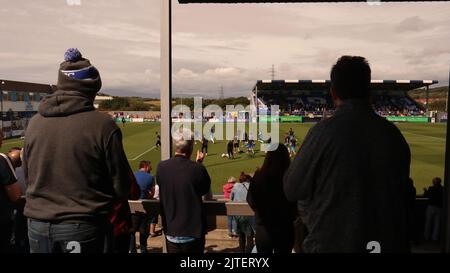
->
<box><xmin>424</xmin><ymin>205</ymin><xmax>441</xmax><ymax>241</ymax></box>
<box><xmin>28</xmin><ymin>219</ymin><xmax>108</xmax><ymax>253</ymax></box>
<box><xmin>235</xmin><ymin>216</ymin><xmax>255</xmax><ymax>253</ymax></box>
<box><xmin>227</xmin><ymin>216</ymin><xmax>237</xmax><ymax>235</ymax></box>
<box><xmin>166</xmin><ymin>237</ymin><xmax>205</xmax><ymax>253</ymax></box>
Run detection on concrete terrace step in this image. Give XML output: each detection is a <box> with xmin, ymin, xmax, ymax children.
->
<box><xmin>135</xmin><ymin>228</ymin><xmax>241</xmax><ymax>253</ymax></box>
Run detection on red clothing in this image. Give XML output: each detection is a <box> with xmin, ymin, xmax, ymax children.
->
<box><xmin>110</xmin><ymin>167</ymin><xmax>141</xmax><ymax>237</ymax></box>
<box><xmin>223</xmin><ymin>182</ymin><xmax>235</xmax><ymax>199</ymax></box>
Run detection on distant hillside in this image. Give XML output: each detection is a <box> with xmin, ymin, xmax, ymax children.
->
<box><xmin>408</xmin><ymin>86</ymin><xmax>448</xmax><ymax>112</ymax></box>
<box><xmin>409</xmin><ymin>86</ymin><xmax>448</xmax><ymax>99</ymax></box>
<box><xmin>99</xmin><ymin>96</ymin><xmax>250</xmax><ymax>112</ymax></box>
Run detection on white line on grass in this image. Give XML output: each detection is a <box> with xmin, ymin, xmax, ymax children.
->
<box><xmin>402</xmin><ymin>131</ymin><xmax>445</xmax><ymax>141</ymax></box>
<box><xmin>130</xmin><ymin>146</ymin><xmax>157</xmax><ymax>161</ymax></box>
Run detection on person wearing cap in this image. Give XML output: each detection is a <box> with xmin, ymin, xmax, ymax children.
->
<box><xmin>23</xmin><ymin>48</ymin><xmax>132</xmax><ymax>253</ymax></box>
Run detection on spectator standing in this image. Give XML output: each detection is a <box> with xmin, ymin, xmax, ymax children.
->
<box><xmin>423</xmin><ymin>177</ymin><xmax>444</xmax><ymax>241</ymax></box>
<box><xmin>7</xmin><ymin>147</ymin><xmax>29</xmax><ymax>253</ymax></box>
<box><xmin>223</xmin><ymin>176</ymin><xmax>237</xmax><ymax>238</ymax></box>
<box><xmin>0</xmin><ymin>133</ymin><xmax>22</xmax><ymax>253</ymax></box>
<box><xmin>23</xmin><ymin>49</ymin><xmax>132</xmax><ymax>253</ymax></box>
<box><xmin>248</xmin><ymin>144</ymin><xmax>297</xmax><ymax>253</ymax></box>
<box><xmin>284</xmin><ymin>56</ymin><xmax>412</xmax><ymax>252</ymax></box>
<box><xmin>129</xmin><ymin>161</ymin><xmax>155</xmax><ymax>253</ymax></box>
<box><xmin>109</xmin><ymin>167</ymin><xmax>140</xmax><ymax>253</ymax></box>
<box><xmin>231</xmin><ymin>173</ymin><xmax>254</xmax><ymax>253</ymax></box>
<box><xmin>407</xmin><ymin>178</ymin><xmax>418</xmax><ymax>244</ymax></box>
<box><xmin>149</xmin><ymin>183</ymin><xmax>160</xmax><ymax>237</ymax></box>
<box><xmin>157</xmin><ymin>130</ymin><xmax>211</xmax><ymax>253</ymax></box>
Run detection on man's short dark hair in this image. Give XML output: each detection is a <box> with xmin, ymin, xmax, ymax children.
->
<box><xmin>330</xmin><ymin>55</ymin><xmax>371</xmax><ymax>100</ymax></box>
<box><xmin>432</xmin><ymin>177</ymin><xmax>442</xmax><ymax>185</ymax></box>
<box><xmin>139</xmin><ymin>160</ymin><xmax>150</xmax><ymax>169</ymax></box>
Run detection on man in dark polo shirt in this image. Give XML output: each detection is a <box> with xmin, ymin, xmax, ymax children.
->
<box><xmin>157</xmin><ymin>129</ymin><xmax>211</xmax><ymax>253</ymax></box>
<box><xmin>284</xmin><ymin>56</ymin><xmax>412</xmax><ymax>253</ymax></box>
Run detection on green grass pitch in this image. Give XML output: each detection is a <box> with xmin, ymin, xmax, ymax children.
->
<box><xmin>1</xmin><ymin>122</ymin><xmax>445</xmax><ymax>194</ymax></box>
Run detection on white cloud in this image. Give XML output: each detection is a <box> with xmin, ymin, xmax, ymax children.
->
<box><xmin>174</xmin><ymin>68</ymin><xmax>199</xmax><ymax>79</ymax></box>
<box><xmin>204</xmin><ymin>67</ymin><xmax>241</xmax><ymax>77</ymax></box>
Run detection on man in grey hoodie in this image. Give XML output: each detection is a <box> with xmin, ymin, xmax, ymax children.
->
<box><xmin>23</xmin><ymin>49</ymin><xmax>131</xmax><ymax>253</ymax></box>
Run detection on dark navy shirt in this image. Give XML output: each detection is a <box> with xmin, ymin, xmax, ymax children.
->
<box><xmin>284</xmin><ymin>99</ymin><xmax>412</xmax><ymax>253</ymax></box>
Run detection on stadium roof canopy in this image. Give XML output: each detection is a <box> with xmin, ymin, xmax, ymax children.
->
<box><xmin>0</xmin><ymin>79</ymin><xmax>55</xmax><ymax>93</ymax></box>
<box><xmin>179</xmin><ymin>0</ymin><xmax>439</xmax><ymax>3</ymax></box>
<box><xmin>253</xmin><ymin>79</ymin><xmax>439</xmax><ymax>93</ymax></box>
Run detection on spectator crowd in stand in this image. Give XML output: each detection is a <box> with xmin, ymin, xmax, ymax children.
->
<box><xmin>275</xmin><ymin>90</ymin><xmax>425</xmax><ymax>118</ymax></box>
<box><xmin>1</xmin><ymin>51</ymin><xmax>447</xmax><ymax>254</ymax></box>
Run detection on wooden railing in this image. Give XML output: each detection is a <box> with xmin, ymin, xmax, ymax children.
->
<box><xmin>128</xmin><ymin>199</ymin><xmax>255</xmax><ymax>216</ymax></box>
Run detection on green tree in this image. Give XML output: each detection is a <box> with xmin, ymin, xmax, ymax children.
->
<box><xmin>99</xmin><ymin>97</ymin><xmax>130</xmax><ymax>110</ymax></box>
<box><xmin>129</xmin><ymin>100</ymin><xmax>151</xmax><ymax>111</ymax></box>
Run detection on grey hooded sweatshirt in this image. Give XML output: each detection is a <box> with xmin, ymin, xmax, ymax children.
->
<box><xmin>23</xmin><ymin>91</ymin><xmax>131</xmax><ymax>223</ymax></box>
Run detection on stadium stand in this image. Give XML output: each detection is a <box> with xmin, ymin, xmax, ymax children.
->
<box><xmin>252</xmin><ymin>80</ymin><xmax>437</xmax><ymax>118</ymax></box>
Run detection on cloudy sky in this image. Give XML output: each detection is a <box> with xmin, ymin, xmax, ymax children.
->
<box><xmin>0</xmin><ymin>0</ymin><xmax>449</xmax><ymax>98</ymax></box>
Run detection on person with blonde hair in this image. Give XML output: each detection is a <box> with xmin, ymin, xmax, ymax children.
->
<box><xmin>223</xmin><ymin>176</ymin><xmax>237</xmax><ymax>238</ymax></box>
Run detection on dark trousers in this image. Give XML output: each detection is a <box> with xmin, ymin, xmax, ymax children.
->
<box><xmin>227</xmin><ymin>148</ymin><xmax>233</xmax><ymax>158</ymax></box>
<box><xmin>28</xmin><ymin>219</ymin><xmax>108</xmax><ymax>253</ymax></box>
<box><xmin>113</xmin><ymin>233</ymin><xmax>131</xmax><ymax>253</ymax></box>
<box><xmin>239</xmin><ymin>233</ymin><xmax>254</xmax><ymax>253</ymax></box>
<box><xmin>13</xmin><ymin>210</ymin><xmax>29</xmax><ymax>253</ymax></box>
<box><xmin>0</xmin><ymin>222</ymin><xmax>13</xmax><ymax>253</ymax></box>
<box><xmin>166</xmin><ymin>237</ymin><xmax>205</xmax><ymax>253</ymax></box>
<box><xmin>129</xmin><ymin>213</ymin><xmax>150</xmax><ymax>253</ymax></box>
<box><xmin>255</xmin><ymin>224</ymin><xmax>294</xmax><ymax>253</ymax></box>
<box><xmin>202</xmin><ymin>145</ymin><xmax>208</xmax><ymax>154</ymax></box>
